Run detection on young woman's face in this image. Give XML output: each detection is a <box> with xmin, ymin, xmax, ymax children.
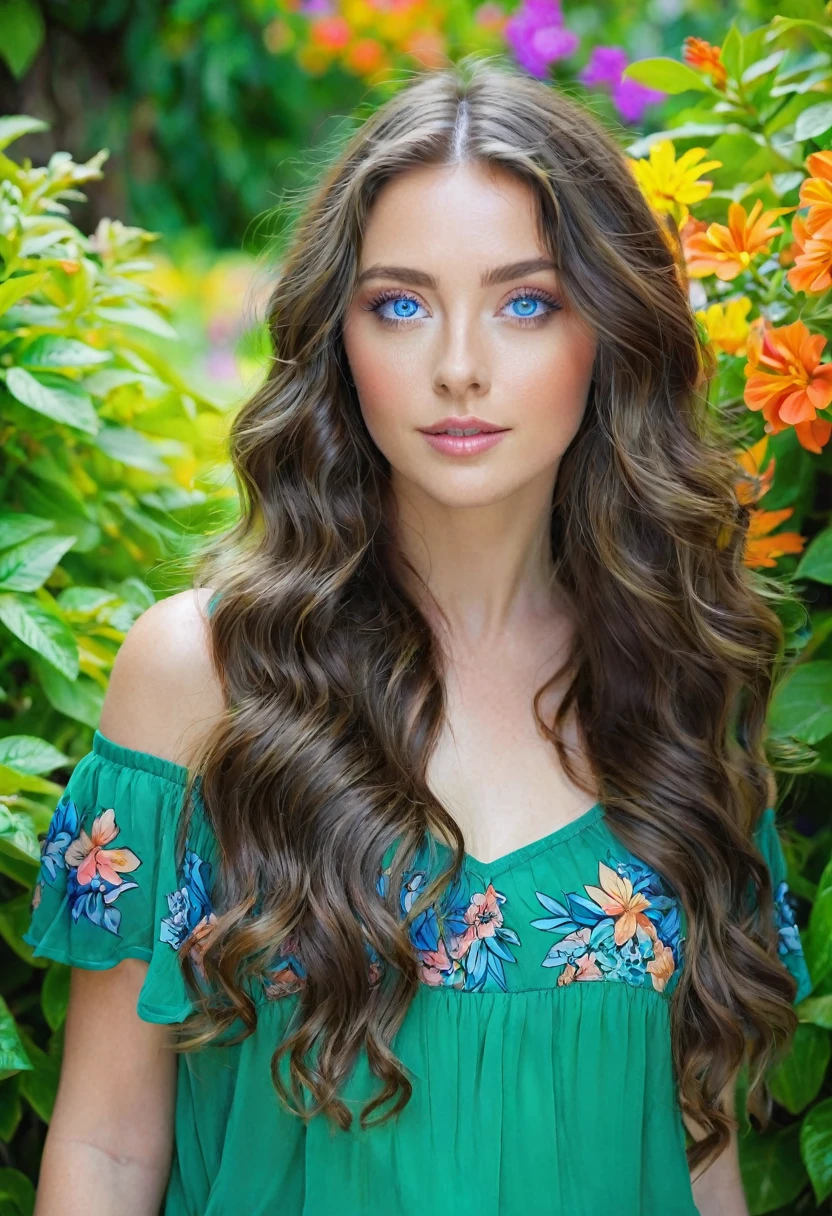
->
<box><xmin>342</xmin><ymin>160</ymin><xmax>598</xmax><ymax>508</ymax></box>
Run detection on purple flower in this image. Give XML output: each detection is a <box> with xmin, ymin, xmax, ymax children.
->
<box><xmin>505</xmin><ymin>0</ymin><xmax>579</xmax><ymax>78</ymax></box>
<box><xmin>578</xmin><ymin>45</ymin><xmax>628</xmax><ymax>87</ymax></box>
<box><xmin>578</xmin><ymin>43</ymin><xmax>664</xmax><ymax>124</ymax></box>
<box><xmin>611</xmin><ymin>76</ymin><xmax>665</xmax><ymax>124</ymax></box>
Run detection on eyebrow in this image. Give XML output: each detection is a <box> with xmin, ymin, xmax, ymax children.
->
<box><xmin>354</xmin><ymin>256</ymin><xmax>558</xmax><ymax>290</ymax></box>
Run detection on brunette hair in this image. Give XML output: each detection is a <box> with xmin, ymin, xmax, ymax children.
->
<box><xmin>172</xmin><ymin>52</ymin><xmax>809</xmax><ymax>1173</ymax></box>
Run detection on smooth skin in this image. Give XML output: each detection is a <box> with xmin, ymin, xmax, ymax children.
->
<box><xmin>36</xmin><ymin>160</ymin><xmax>746</xmax><ymax>1213</ymax></box>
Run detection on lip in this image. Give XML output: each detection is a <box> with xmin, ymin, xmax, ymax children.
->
<box><xmin>419</xmin><ymin>415</ymin><xmax>506</xmax><ymax>435</ymax></box>
<box><xmin>422</xmin><ymin>430</ymin><xmax>509</xmax><ymax>457</ymax></box>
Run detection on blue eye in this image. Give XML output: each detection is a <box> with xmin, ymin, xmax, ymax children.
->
<box><xmin>507</xmin><ymin>296</ymin><xmax>549</xmax><ymax>319</ymax></box>
<box><xmin>365</xmin><ymin>288</ymin><xmax>560</xmax><ymax>328</ymax></box>
<box><xmin>369</xmin><ymin>293</ymin><xmax>426</xmax><ymax>324</ymax></box>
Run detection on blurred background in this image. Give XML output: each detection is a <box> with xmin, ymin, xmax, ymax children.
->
<box><xmin>2</xmin><ymin>0</ymin><xmax>832</xmax><ymax>1212</ymax></box>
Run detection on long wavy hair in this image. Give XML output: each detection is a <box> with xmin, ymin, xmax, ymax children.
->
<box><xmin>172</xmin><ymin>53</ymin><xmax>810</xmax><ymax>1173</ymax></box>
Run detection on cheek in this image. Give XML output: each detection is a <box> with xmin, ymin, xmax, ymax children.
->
<box><xmin>499</xmin><ymin>323</ymin><xmax>596</xmax><ymax>449</ymax></box>
<box><xmin>343</xmin><ymin>323</ymin><xmax>422</xmax><ymax>446</ymax></box>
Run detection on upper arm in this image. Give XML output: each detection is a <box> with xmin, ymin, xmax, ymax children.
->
<box><xmin>34</xmin><ymin>587</ymin><xmax>225</xmax><ymax>1212</ymax></box>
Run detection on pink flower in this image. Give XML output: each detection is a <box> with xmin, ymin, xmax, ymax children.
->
<box><xmin>420</xmin><ymin>937</ymin><xmax>454</xmax><ymax>985</ymax></box>
<box><xmin>450</xmin><ymin>883</ymin><xmax>505</xmax><ymax>959</ymax></box>
<box><xmin>64</xmin><ymin>808</ymin><xmax>140</xmax><ymax>888</ymax></box>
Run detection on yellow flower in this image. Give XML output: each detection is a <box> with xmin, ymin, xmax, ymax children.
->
<box><xmin>630</xmin><ymin>140</ymin><xmax>722</xmax><ymax>228</ymax></box>
<box><xmin>695</xmin><ymin>297</ymin><xmax>753</xmax><ymax>356</ymax></box>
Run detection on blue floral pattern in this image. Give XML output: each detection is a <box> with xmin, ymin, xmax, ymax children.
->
<box><xmin>773</xmin><ymin>880</ymin><xmax>804</xmax><ymax>961</ymax></box>
<box><xmin>160</xmin><ymin>849</ymin><xmax>218</xmax><ymax>977</ymax></box>
<box><xmin>377</xmin><ymin>858</ymin><xmax>521</xmax><ymax>992</ymax></box>
<box><xmin>531</xmin><ymin>851</ymin><xmax>684</xmax><ymax>992</ymax></box>
<box><xmin>32</xmin><ymin>795</ymin><xmax>141</xmax><ymax>937</ymax></box>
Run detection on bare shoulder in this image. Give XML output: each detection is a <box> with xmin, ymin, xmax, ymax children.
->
<box><xmin>98</xmin><ymin>586</ymin><xmax>227</xmax><ymax>770</ymax></box>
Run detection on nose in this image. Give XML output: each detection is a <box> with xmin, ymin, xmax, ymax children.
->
<box><xmin>431</xmin><ymin>313</ymin><xmax>491</xmax><ymax>400</ymax></box>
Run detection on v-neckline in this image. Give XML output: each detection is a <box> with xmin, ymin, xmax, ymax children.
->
<box><xmin>449</xmin><ymin>800</ymin><xmax>606</xmax><ymax>879</ymax></box>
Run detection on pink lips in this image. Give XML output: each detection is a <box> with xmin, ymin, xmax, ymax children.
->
<box><xmin>421</xmin><ymin>430</ymin><xmax>509</xmax><ymax>456</ymax></box>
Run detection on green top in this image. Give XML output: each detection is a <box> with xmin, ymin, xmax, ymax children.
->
<box><xmin>25</xmin><ymin>730</ymin><xmax>812</xmax><ymax>1216</ymax></box>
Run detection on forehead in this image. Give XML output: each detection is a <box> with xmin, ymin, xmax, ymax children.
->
<box><xmin>359</xmin><ymin>161</ymin><xmax>548</xmax><ymax>269</ymax></box>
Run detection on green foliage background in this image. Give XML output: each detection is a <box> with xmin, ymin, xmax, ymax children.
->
<box><xmin>1</xmin><ymin>1</ymin><xmax>832</xmax><ymax>1213</ymax></box>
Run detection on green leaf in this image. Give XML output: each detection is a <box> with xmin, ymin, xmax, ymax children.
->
<box><xmin>19</xmin><ymin>336</ymin><xmax>113</xmax><ymax>370</ymax></box>
<box><xmin>720</xmin><ymin>24</ymin><xmax>744</xmax><ymax>81</ymax></box>
<box><xmin>34</xmin><ymin>658</ymin><xmax>104</xmax><ymax>729</ymax></box>
<box><xmin>0</xmin><ymin>765</ymin><xmax>60</xmax><ymax>797</ymax></box>
<box><xmin>41</xmin><ymin>964</ymin><xmax>70</xmax><ymax>1032</ymax></box>
<box><xmin>739</xmin><ymin>1122</ymin><xmax>808</xmax><ymax>1214</ymax></box>
<box><xmin>801</xmin><ymin>1096</ymin><xmax>832</xmax><ymax>1204</ymax></box>
<box><xmin>0</xmin><ymin>1077</ymin><xmax>22</xmax><ymax>1143</ymax></box>
<box><xmin>0</xmin><ymin>115</ymin><xmax>48</xmax><ymax>152</ymax></box>
<box><xmin>95</xmin><ymin>425</ymin><xmax>170</xmax><ymax>474</ymax></box>
<box><xmin>0</xmin><ymin>0</ymin><xmax>45</xmax><ymax>79</ymax></box>
<box><xmin>807</xmin><ymin>855</ymin><xmax>832</xmax><ymax>985</ymax></box>
<box><xmin>626</xmin><ymin>122</ymin><xmax>756</xmax><ymax>158</ymax></box>
<box><xmin>0</xmin><ymin>735</ymin><xmax>68</xmax><ymax>776</ymax></box>
<box><xmin>57</xmin><ymin>586</ymin><xmax>119</xmax><ymax>618</ymax></box>
<box><xmin>0</xmin><ymin>593</ymin><xmax>79</xmax><ymax>677</ymax></box>
<box><xmin>4</xmin><ymin>367</ymin><xmax>99</xmax><ymax>434</ymax></box>
<box><xmin>0</xmin><ymin>893</ymin><xmax>47</xmax><ymax>968</ymax></box>
<box><xmin>768</xmin><ymin>1023</ymin><xmax>831</xmax><ymax>1113</ymax></box>
<box><xmin>0</xmin><ymin>272</ymin><xmax>47</xmax><ymax>317</ymax></box>
<box><xmin>17</xmin><ymin>1027</ymin><xmax>60</xmax><ymax>1123</ymax></box>
<box><xmin>768</xmin><ymin>662</ymin><xmax>832</xmax><ymax>744</ymax></box>
<box><xmin>0</xmin><ymin>535</ymin><xmax>77</xmax><ymax>593</ymax></box>
<box><xmin>796</xmin><ymin>101</ymin><xmax>832</xmax><ymax>142</ymax></box>
<box><xmin>0</xmin><ymin>512</ymin><xmax>54</xmax><ymax>552</ymax></box>
<box><xmin>0</xmin><ymin>1167</ymin><xmax>35</xmax><ymax>1216</ymax></box>
<box><xmin>83</xmin><ymin>368</ymin><xmax>166</xmax><ymax>398</ymax></box>
<box><xmin>0</xmin><ymin>804</ymin><xmax>40</xmax><ymax>870</ymax></box>
<box><xmin>96</xmin><ymin>304</ymin><xmax>178</xmax><ymax>339</ymax></box>
<box><xmin>0</xmin><ymin>997</ymin><xmax>31</xmax><ymax>1075</ymax></box>
<box><xmin>798</xmin><ymin>994</ymin><xmax>832</xmax><ymax>1029</ymax></box>
<box><xmin>771</xmin><ymin>16</ymin><xmax>832</xmax><ymax>46</ymax></box>
<box><xmin>622</xmin><ymin>57</ymin><xmax>712</xmax><ymax>95</ymax></box>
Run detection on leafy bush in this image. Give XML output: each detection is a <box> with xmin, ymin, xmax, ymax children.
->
<box><xmin>0</xmin><ymin>115</ymin><xmax>237</xmax><ymax>1201</ymax></box>
<box><xmin>624</xmin><ymin>15</ymin><xmax>832</xmax><ymax>1213</ymax></box>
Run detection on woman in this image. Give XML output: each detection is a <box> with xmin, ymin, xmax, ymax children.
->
<box><xmin>26</xmin><ymin>54</ymin><xmax>812</xmax><ymax>1216</ymax></box>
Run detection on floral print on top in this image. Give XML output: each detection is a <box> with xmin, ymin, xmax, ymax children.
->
<box><xmin>531</xmin><ymin>852</ymin><xmax>684</xmax><ymax>992</ymax></box>
<box><xmin>773</xmin><ymin>879</ymin><xmax>805</xmax><ymax>967</ymax></box>
<box><xmin>376</xmin><ymin>860</ymin><xmax>521</xmax><ymax>992</ymax></box>
<box><xmin>32</xmin><ymin>796</ymin><xmax>141</xmax><ymax>936</ymax></box>
<box><xmin>159</xmin><ymin>849</ymin><xmax>218</xmax><ymax>978</ymax></box>
<box><xmin>159</xmin><ymin>848</ymin><xmax>309</xmax><ymax>994</ymax></box>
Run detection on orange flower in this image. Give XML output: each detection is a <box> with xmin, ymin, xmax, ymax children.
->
<box><xmin>744</xmin><ymin>317</ymin><xmax>832</xmax><ymax>453</ymax></box>
<box><xmin>646</xmin><ymin>939</ymin><xmax>676</xmax><ymax>992</ymax></box>
<box><xmin>743</xmin><ymin>508</ymin><xmax>805</xmax><ymax>569</ymax></box>
<box><xmin>683</xmin><ymin>36</ymin><xmax>727</xmax><ymax>89</ymax></box>
<box><xmin>583</xmin><ymin>862</ymin><xmax>655</xmax><ymax>947</ymax></box>
<box><xmin>800</xmin><ymin>151</ymin><xmax>832</xmax><ymax>240</ymax></box>
<box><xmin>787</xmin><ymin>213</ymin><xmax>832</xmax><ymax>295</ymax></box>
<box><xmin>684</xmin><ymin>199</ymin><xmax>795</xmax><ymax>280</ymax></box>
<box><xmin>734</xmin><ymin>435</ymin><xmax>775</xmax><ymax>506</ymax></box>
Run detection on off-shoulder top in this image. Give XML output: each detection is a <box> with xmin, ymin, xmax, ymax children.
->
<box><xmin>24</xmin><ymin>729</ymin><xmax>812</xmax><ymax>1216</ymax></box>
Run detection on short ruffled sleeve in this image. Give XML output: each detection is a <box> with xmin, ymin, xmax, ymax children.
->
<box><xmin>23</xmin><ymin>729</ymin><xmax>218</xmax><ymax>1025</ymax></box>
<box><xmin>752</xmin><ymin>806</ymin><xmax>813</xmax><ymax>1005</ymax></box>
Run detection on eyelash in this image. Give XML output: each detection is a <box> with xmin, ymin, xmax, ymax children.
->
<box><xmin>362</xmin><ymin>287</ymin><xmax>563</xmax><ymax>329</ymax></box>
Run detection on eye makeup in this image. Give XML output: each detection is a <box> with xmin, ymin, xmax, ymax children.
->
<box><xmin>361</xmin><ymin>285</ymin><xmax>563</xmax><ymax>330</ymax></box>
